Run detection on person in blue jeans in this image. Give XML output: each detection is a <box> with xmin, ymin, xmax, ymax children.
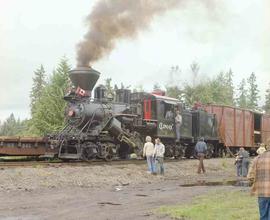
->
<box><xmin>248</xmin><ymin>139</ymin><xmax>270</xmax><ymax>220</ymax></box>
<box><xmin>238</xmin><ymin>147</ymin><xmax>250</xmax><ymax>177</ymax></box>
<box><xmin>154</xmin><ymin>138</ymin><xmax>165</xmax><ymax>175</ymax></box>
<box><xmin>143</xmin><ymin>136</ymin><xmax>155</xmax><ymax>174</ymax></box>
<box><xmin>234</xmin><ymin>155</ymin><xmax>243</xmax><ymax>177</ymax></box>
<box><xmin>195</xmin><ymin>137</ymin><xmax>207</xmax><ymax>174</ymax></box>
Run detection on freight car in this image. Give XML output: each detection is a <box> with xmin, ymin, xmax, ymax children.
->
<box><xmin>205</xmin><ymin>104</ymin><xmax>270</xmax><ymax>155</ymax></box>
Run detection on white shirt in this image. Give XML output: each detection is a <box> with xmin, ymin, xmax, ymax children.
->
<box><xmin>143</xmin><ymin>142</ymin><xmax>155</xmax><ymax>157</ymax></box>
<box><xmin>154</xmin><ymin>143</ymin><xmax>165</xmax><ymax>157</ymax></box>
<box><xmin>175</xmin><ymin>114</ymin><xmax>182</xmax><ymax>125</ymax></box>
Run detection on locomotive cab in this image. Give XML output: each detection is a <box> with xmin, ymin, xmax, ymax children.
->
<box><xmin>142</xmin><ymin>94</ymin><xmax>193</xmax><ymax>141</ymax></box>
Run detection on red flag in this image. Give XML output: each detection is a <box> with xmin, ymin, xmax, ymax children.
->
<box><xmin>76</xmin><ymin>87</ymin><xmax>86</xmax><ymax>96</ymax></box>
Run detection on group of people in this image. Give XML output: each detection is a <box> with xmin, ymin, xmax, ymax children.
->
<box><xmin>234</xmin><ymin>141</ymin><xmax>270</xmax><ymax>220</ymax></box>
<box><xmin>143</xmin><ymin>136</ymin><xmax>165</xmax><ymax>175</ymax></box>
<box><xmin>143</xmin><ymin>135</ymin><xmax>208</xmax><ymax>175</ymax></box>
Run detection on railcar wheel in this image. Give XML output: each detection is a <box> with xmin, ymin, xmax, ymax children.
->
<box><xmin>104</xmin><ymin>146</ymin><xmax>113</xmax><ymax>161</ymax></box>
<box><xmin>165</xmin><ymin>145</ymin><xmax>174</xmax><ymax>158</ymax></box>
<box><xmin>185</xmin><ymin>146</ymin><xmax>194</xmax><ymax>159</ymax></box>
<box><xmin>81</xmin><ymin>147</ymin><xmax>95</xmax><ymax>161</ymax></box>
<box><xmin>175</xmin><ymin>144</ymin><xmax>185</xmax><ymax>159</ymax></box>
<box><xmin>206</xmin><ymin>143</ymin><xmax>214</xmax><ymax>159</ymax></box>
<box><xmin>130</xmin><ymin>133</ymin><xmax>144</xmax><ymax>158</ymax></box>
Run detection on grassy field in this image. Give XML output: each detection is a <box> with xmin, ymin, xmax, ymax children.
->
<box><xmin>158</xmin><ymin>189</ymin><xmax>258</xmax><ymax>220</ymax></box>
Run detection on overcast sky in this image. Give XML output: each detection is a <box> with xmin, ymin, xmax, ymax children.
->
<box><xmin>0</xmin><ymin>0</ymin><xmax>269</xmax><ymax>121</ymax></box>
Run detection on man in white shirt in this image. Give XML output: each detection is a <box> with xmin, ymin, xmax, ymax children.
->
<box><xmin>154</xmin><ymin>138</ymin><xmax>165</xmax><ymax>175</ymax></box>
<box><xmin>175</xmin><ymin>110</ymin><xmax>182</xmax><ymax>143</ymax></box>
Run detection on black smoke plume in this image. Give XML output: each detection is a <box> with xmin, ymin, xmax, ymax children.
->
<box><xmin>76</xmin><ymin>0</ymin><xmax>182</xmax><ymax>66</ymax></box>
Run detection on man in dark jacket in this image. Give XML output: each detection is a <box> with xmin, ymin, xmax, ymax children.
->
<box><xmin>195</xmin><ymin>137</ymin><xmax>207</xmax><ymax>174</ymax></box>
<box><xmin>238</xmin><ymin>147</ymin><xmax>250</xmax><ymax>177</ymax></box>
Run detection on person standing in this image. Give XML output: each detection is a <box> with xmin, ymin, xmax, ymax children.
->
<box><xmin>175</xmin><ymin>110</ymin><xmax>182</xmax><ymax>143</ymax></box>
<box><xmin>165</xmin><ymin>109</ymin><xmax>173</xmax><ymax>120</ymax></box>
<box><xmin>195</xmin><ymin>137</ymin><xmax>207</xmax><ymax>174</ymax></box>
<box><xmin>143</xmin><ymin>136</ymin><xmax>155</xmax><ymax>174</ymax></box>
<box><xmin>247</xmin><ymin>139</ymin><xmax>270</xmax><ymax>220</ymax></box>
<box><xmin>238</xmin><ymin>147</ymin><xmax>250</xmax><ymax>177</ymax></box>
<box><xmin>257</xmin><ymin>143</ymin><xmax>266</xmax><ymax>155</ymax></box>
<box><xmin>234</xmin><ymin>155</ymin><xmax>243</xmax><ymax>177</ymax></box>
<box><xmin>154</xmin><ymin>138</ymin><xmax>165</xmax><ymax>175</ymax></box>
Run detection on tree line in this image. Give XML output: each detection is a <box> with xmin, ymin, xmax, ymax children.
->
<box><xmin>165</xmin><ymin>62</ymin><xmax>268</xmax><ymax>112</ymax></box>
<box><xmin>0</xmin><ymin>59</ymin><xmax>270</xmax><ymax>137</ymax></box>
<box><xmin>0</xmin><ymin>57</ymin><xmax>71</xmax><ymax>136</ymax></box>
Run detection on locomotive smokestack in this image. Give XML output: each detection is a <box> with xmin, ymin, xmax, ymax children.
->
<box><xmin>69</xmin><ymin>66</ymin><xmax>100</xmax><ymax>91</ymax></box>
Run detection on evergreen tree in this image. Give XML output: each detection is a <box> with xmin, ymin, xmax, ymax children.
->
<box><xmin>190</xmin><ymin>61</ymin><xmax>200</xmax><ymax>87</ymax></box>
<box><xmin>30</xmin><ymin>57</ymin><xmax>71</xmax><ymax>135</ymax></box>
<box><xmin>0</xmin><ymin>114</ymin><xmax>27</xmax><ymax>136</ymax></box>
<box><xmin>133</xmin><ymin>84</ymin><xmax>144</xmax><ymax>93</ymax></box>
<box><xmin>210</xmin><ymin>72</ymin><xmax>229</xmax><ymax>105</ymax></box>
<box><xmin>30</xmin><ymin>65</ymin><xmax>46</xmax><ymax>115</ymax></box>
<box><xmin>153</xmin><ymin>83</ymin><xmax>161</xmax><ymax>90</ymax></box>
<box><xmin>224</xmin><ymin>69</ymin><xmax>235</xmax><ymax>105</ymax></box>
<box><xmin>104</xmin><ymin>78</ymin><xmax>115</xmax><ymax>99</ymax></box>
<box><xmin>166</xmin><ymin>86</ymin><xmax>182</xmax><ymax>99</ymax></box>
<box><xmin>264</xmin><ymin>83</ymin><xmax>270</xmax><ymax>114</ymax></box>
<box><xmin>181</xmin><ymin>81</ymin><xmax>213</xmax><ymax>107</ymax></box>
<box><xmin>247</xmin><ymin>72</ymin><xmax>260</xmax><ymax>110</ymax></box>
<box><xmin>236</xmin><ymin>79</ymin><xmax>248</xmax><ymax>108</ymax></box>
<box><xmin>0</xmin><ymin>113</ymin><xmax>17</xmax><ymax>136</ymax></box>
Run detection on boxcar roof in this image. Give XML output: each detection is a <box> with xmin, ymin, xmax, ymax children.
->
<box><xmin>205</xmin><ymin>103</ymin><xmax>265</xmax><ymax>114</ymax></box>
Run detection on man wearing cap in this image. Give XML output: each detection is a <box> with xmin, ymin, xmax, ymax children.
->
<box><xmin>195</xmin><ymin>137</ymin><xmax>207</xmax><ymax>174</ymax></box>
<box><xmin>247</xmin><ymin>138</ymin><xmax>270</xmax><ymax>220</ymax></box>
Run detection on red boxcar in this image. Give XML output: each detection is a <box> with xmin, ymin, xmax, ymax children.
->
<box><xmin>262</xmin><ymin>114</ymin><xmax>270</xmax><ymax>144</ymax></box>
<box><xmin>205</xmin><ymin>104</ymin><xmax>270</xmax><ymax>150</ymax></box>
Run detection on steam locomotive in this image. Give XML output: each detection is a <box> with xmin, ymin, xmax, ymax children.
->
<box><xmin>53</xmin><ymin>67</ymin><xmax>221</xmax><ymax>161</ymax></box>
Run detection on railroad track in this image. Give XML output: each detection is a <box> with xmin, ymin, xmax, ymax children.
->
<box><xmin>0</xmin><ymin>158</ymin><xmax>182</xmax><ymax>168</ymax></box>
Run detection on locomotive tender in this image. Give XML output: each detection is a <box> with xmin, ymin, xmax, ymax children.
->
<box><xmin>53</xmin><ymin>66</ymin><xmax>220</xmax><ymax>160</ymax></box>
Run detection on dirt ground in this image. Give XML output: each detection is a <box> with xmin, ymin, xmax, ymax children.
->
<box><xmin>0</xmin><ymin>158</ymin><xmax>244</xmax><ymax>220</ymax></box>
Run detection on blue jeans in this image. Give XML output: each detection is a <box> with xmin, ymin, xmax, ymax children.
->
<box><xmin>242</xmin><ymin>158</ymin><xmax>249</xmax><ymax>177</ymax></box>
<box><xmin>146</xmin><ymin>156</ymin><xmax>156</xmax><ymax>173</ymax></box>
<box><xmin>258</xmin><ymin>197</ymin><xmax>270</xmax><ymax>220</ymax></box>
<box><xmin>155</xmin><ymin>157</ymin><xmax>164</xmax><ymax>175</ymax></box>
<box><xmin>236</xmin><ymin>162</ymin><xmax>242</xmax><ymax>177</ymax></box>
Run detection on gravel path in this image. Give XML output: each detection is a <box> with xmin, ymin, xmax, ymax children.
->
<box><xmin>0</xmin><ymin>158</ymin><xmax>244</xmax><ymax>220</ymax></box>
<box><xmin>0</xmin><ymin>181</ymin><xmax>239</xmax><ymax>220</ymax></box>
<box><xmin>0</xmin><ymin>158</ymin><xmax>236</xmax><ymax>191</ymax></box>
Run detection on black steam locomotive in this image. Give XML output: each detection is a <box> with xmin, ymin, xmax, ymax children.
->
<box><xmin>54</xmin><ymin>67</ymin><xmax>221</xmax><ymax>161</ymax></box>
